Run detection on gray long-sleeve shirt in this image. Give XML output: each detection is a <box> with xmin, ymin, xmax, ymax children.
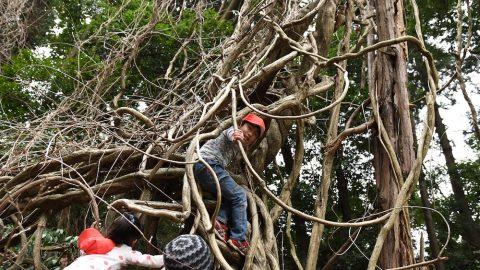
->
<box><xmin>198</xmin><ymin>127</ymin><xmax>240</xmax><ymax>168</ymax></box>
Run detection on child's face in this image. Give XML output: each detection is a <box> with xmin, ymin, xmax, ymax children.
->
<box><xmin>240</xmin><ymin>122</ymin><xmax>260</xmax><ymax>146</ymax></box>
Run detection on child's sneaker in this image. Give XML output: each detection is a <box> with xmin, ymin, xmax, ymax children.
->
<box><xmin>227</xmin><ymin>239</ymin><xmax>250</xmax><ymax>256</ymax></box>
<box><xmin>214</xmin><ymin>220</ymin><xmax>229</xmax><ymax>242</ymax></box>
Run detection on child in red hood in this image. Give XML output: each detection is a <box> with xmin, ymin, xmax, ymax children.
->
<box><xmin>65</xmin><ymin>212</ymin><xmax>164</xmax><ymax>269</ymax></box>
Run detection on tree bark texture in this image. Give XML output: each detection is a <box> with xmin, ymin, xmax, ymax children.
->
<box><xmin>371</xmin><ymin>0</ymin><xmax>415</xmax><ymax>267</ymax></box>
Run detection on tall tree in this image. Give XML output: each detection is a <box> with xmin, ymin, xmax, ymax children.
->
<box><xmin>369</xmin><ymin>0</ymin><xmax>415</xmax><ymax>267</ymax></box>
<box><xmin>434</xmin><ymin>102</ymin><xmax>480</xmax><ymax>249</ymax></box>
<box><xmin>418</xmin><ymin>173</ymin><xmax>445</xmax><ymax>270</ymax></box>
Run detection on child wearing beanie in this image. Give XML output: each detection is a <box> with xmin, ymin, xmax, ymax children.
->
<box><xmin>164</xmin><ymin>234</ymin><xmax>214</xmax><ymax>270</ymax></box>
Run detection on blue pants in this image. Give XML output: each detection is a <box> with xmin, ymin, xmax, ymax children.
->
<box><xmin>194</xmin><ymin>160</ymin><xmax>248</xmax><ymax>241</ymax></box>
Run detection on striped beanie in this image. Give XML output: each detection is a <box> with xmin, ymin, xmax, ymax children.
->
<box><xmin>164</xmin><ymin>234</ymin><xmax>214</xmax><ymax>270</ymax></box>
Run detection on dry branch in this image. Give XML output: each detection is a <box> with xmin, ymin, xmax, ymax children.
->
<box><xmin>33</xmin><ymin>214</ymin><xmax>47</xmax><ymax>270</ymax></box>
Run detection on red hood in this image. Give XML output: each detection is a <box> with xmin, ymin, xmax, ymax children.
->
<box><xmin>78</xmin><ymin>228</ymin><xmax>115</xmax><ymax>255</ymax></box>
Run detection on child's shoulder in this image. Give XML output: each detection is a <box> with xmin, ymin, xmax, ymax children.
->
<box><xmin>107</xmin><ymin>244</ymin><xmax>132</xmax><ymax>254</ymax></box>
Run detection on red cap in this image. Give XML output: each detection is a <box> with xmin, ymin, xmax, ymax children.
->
<box><xmin>78</xmin><ymin>228</ymin><xmax>115</xmax><ymax>255</ymax></box>
<box><xmin>242</xmin><ymin>113</ymin><xmax>266</xmax><ymax>136</ymax></box>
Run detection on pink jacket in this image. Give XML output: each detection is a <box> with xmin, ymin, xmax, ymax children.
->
<box><xmin>64</xmin><ymin>245</ymin><xmax>164</xmax><ymax>269</ymax></box>
<box><xmin>65</xmin><ymin>228</ymin><xmax>163</xmax><ymax>269</ymax></box>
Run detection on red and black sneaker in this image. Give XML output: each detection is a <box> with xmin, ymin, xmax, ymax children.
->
<box><xmin>214</xmin><ymin>219</ymin><xmax>229</xmax><ymax>242</ymax></box>
<box><xmin>227</xmin><ymin>239</ymin><xmax>250</xmax><ymax>256</ymax></box>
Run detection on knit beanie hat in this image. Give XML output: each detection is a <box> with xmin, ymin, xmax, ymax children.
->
<box><xmin>164</xmin><ymin>235</ymin><xmax>214</xmax><ymax>270</ymax></box>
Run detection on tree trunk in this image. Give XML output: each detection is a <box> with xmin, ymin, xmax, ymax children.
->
<box><xmin>249</xmin><ymin>0</ymin><xmax>322</xmax><ymax>104</ymax></box>
<box><xmin>335</xmin><ymin>149</ymin><xmax>351</xmax><ymax>222</ymax></box>
<box><xmin>370</xmin><ymin>0</ymin><xmax>415</xmax><ymax>267</ymax></box>
<box><xmin>418</xmin><ymin>173</ymin><xmax>445</xmax><ymax>270</ymax></box>
<box><xmin>314</xmin><ymin>0</ymin><xmax>340</xmax><ymax>59</ymax></box>
<box><xmin>434</xmin><ymin>102</ymin><xmax>480</xmax><ymax>249</ymax></box>
<box><xmin>280</xmin><ymin>139</ymin><xmax>309</xmax><ymax>267</ymax></box>
<box><xmin>319</xmin><ymin>149</ymin><xmax>352</xmax><ymax>269</ymax></box>
<box><xmin>411</xmin><ymin>106</ymin><xmax>444</xmax><ymax>270</ymax></box>
<box><xmin>305</xmin><ymin>1</ymin><xmax>347</xmax><ymax>269</ymax></box>
<box><xmin>292</xmin><ymin>189</ymin><xmax>309</xmax><ymax>266</ymax></box>
<box><xmin>221</xmin><ymin>0</ymin><xmax>243</xmax><ymax>20</ymax></box>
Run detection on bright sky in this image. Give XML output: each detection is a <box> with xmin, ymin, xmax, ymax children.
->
<box><xmin>412</xmin><ymin>71</ymin><xmax>479</xmax><ymax>255</ymax></box>
<box><xmin>422</xmin><ymin>72</ymin><xmax>480</xmax><ymax>195</ymax></box>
